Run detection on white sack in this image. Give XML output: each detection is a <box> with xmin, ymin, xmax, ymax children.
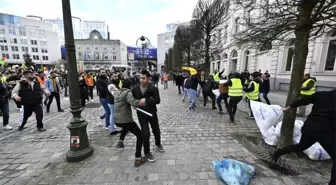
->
<box><xmin>212</xmin><ymin>89</ymin><xmax>220</xmax><ymax>98</ymax></box>
<box><xmin>263</xmin><ymin>126</ymin><xmax>278</xmax><ymax>146</ymax></box>
<box><xmin>276</xmin><ymin>120</ymin><xmax>330</xmax><ymax>160</ymax></box>
<box><xmin>250</xmin><ymin>100</ymin><xmax>283</xmax><ymax>134</ymax></box>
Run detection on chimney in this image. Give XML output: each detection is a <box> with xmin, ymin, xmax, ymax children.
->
<box><xmin>107</xmin><ymin>25</ymin><xmax>110</xmax><ymax>40</ymax></box>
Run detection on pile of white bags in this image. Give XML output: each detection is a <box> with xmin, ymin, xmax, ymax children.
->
<box><xmin>250</xmin><ymin>101</ymin><xmax>330</xmax><ymax>160</ymax></box>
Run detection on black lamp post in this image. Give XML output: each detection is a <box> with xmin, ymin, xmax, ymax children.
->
<box><xmin>62</xmin><ymin>0</ymin><xmax>93</xmax><ymax>162</ymax></box>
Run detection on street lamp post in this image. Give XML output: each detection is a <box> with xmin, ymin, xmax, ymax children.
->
<box><xmin>61</xmin><ymin>0</ymin><xmax>93</xmax><ymax>162</ymax></box>
<box><xmin>136</xmin><ymin>36</ymin><xmax>152</xmax><ymax>71</ymax></box>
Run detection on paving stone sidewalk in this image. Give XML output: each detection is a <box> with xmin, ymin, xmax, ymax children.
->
<box><xmin>0</xmin><ymin>82</ymin><xmax>331</xmax><ymax>185</ymax></box>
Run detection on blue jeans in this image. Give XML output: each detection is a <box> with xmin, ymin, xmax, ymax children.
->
<box><xmin>107</xmin><ymin>103</ymin><xmax>116</xmax><ymax>132</ymax></box>
<box><xmin>1</xmin><ymin>101</ymin><xmax>9</xmax><ymax>126</ymax></box>
<box><xmin>189</xmin><ymin>89</ymin><xmax>197</xmax><ymax>108</ymax></box>
<box><xmin>99</xmin><ymin>98</ymin><xmax>110</xmax><ymax>127</ymax></box>
<box><xmin>183</xmin><ymin>88</ymin><xmax>189</xmax><ymax>101</ymax></box>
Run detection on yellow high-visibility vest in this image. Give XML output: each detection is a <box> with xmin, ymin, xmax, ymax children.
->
<box><xmin>228</xmin><ymin>78</ymin><xmax>243</xmax><ymax>97</ymax></box>
<box><xmin>213</xmin><ymin>72</ymin><xmax>220</xmax><ymax>82</ymax></box>
<box><xmin>1</xmin><ymin>76</ymin><xmax>7</xmax><ymax>82</ymax></box>
<box><xmin>246</xmin><ymin>81</ymin><xmax>260</xmax><ymax>100</ymax></box>
<box><xmin>300</xmin><ymin>79</ymin><xmax>316</xmax><ymax>96</ymax></box>
<box><xmin>119</xmin><ymin>80</ymin><xmax>122</xmax><ymax>89</ymax></box>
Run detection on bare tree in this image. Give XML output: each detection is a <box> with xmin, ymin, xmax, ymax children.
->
<box><xmin>235</xmin><ymin>0</ymin><xmax>336</xmax><ymax>148</ymax></box>
<box><xmin>192</xmin><ymin>0</ymin><xmax>229</xmax><ymax>73</ymax></box>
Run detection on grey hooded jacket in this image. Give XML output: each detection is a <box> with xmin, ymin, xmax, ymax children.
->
<box><xmin>114</xmin><ymin>88</ymin><xmax>140</xmax><ymax>124</ymax></box>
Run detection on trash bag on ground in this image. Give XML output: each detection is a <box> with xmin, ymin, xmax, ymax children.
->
<box><xmin>250</xmin><ymin>101</ymin><xmax>283</xmax><ymax>145</ymax></box>
<box><xmin>263</xmin><ymin>126</ymin><xmax>278</xmax><ymax>146</ymax></box>
<box><xmin>213</xmin><ymin>159</ymin><xmax>255</xmax><ymax>185</ymax></box>
<box><xmin>275</xmin><ymin>120</ymin><xmax>330</xmax><ymax>160</ymax></box>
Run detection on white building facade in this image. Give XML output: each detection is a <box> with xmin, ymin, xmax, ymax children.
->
<box><xmin>75</xmin><ymin>30</ymin><xmax>130</xmax><ymax>73</ymax></box>
<box><xmin>0</xmin><ymin>13</ymin><xmax>61</xmax><ymax>66</ymax></box>
<box><xmin>210</xmin><ymin>2</ymin><xmax>336</xmax><ymax>91</ymax></box>
<box><xmin>157</xmin><ymin>22</ymin><xmax>190</xmax><ymax>73</ymax></box>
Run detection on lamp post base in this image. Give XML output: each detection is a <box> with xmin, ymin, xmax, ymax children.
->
<box><xmin>66</xmin><ymin>145</ymin><xmax>93</xmax><ymax>162</ymax></box>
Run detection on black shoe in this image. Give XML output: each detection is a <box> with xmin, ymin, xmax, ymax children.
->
<box><xmin>134</xmin><ymin>157</ymin><xmax>147</xmax><ymax>167</ymax></box>
<box><xmin>116</xmin><ymin>141</ymin><xmax>124</xmax><ymax>148</ymax></box>
<box><xmin>44</xmin><ymin>102</ymin><xmax>47</xmax><ymax>106</ymax></box>
<box><xmin>46</xmin><ymin>109</ymin><xmax>50</xmax><ymax>113</ymax></box>
<box><xmin>18</xmin><ymin>126</ymin><xmax>27</xmax><ymax>131</ymax></box>
<box><xmin>156</xmin><ymin>145</ymin><xmax>165</xmax><ymax>153</ymax></box>
<box><xmin>212</xmin><ymin>107</ymin><xmax>217</xmax><ymax>110</ymax></box>
<box><xmin>37</xmin><ymin>128</ymin><xmax>47</xmax><ymax>132</ymax></box>
<box><xmin>272</xmin><ymin>151</ymin><xmax>280</xmax><ymax>162</ymax></box>
<box><xmin>110</xmin><ymin>131</ymin><xmax>120</xmax><ymax>136</ymax></box>
<box><xmin>58</xmin><ymin>109</ymin><xmax>64</xmax><ymax>112</ymax></box>
<box><xmin>145</xmin><ymin>153</ymin><xmax>156</xmax><ymax>163</ymax></box>
<box><xmin>64</xmin><ymin>95</ymin><xmax>68</xmax><ymax>97</ymax></box>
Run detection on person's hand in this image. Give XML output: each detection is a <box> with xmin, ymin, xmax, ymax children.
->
<box><xmin>139</xmin><ymin>98</ymin><xmax>146</xmax><ymax>107</ymax></box>
<box><xmin>281</xmin><ymin>106</ymin><xmax>290</xmax><ymax>111</ymax></box>
<box><xmin>14</xmin><ymin>96</ymin><xmax>21</xmax><ymax>102</ymax></box>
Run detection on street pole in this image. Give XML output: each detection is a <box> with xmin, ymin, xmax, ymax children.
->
<box><xmin>62</xmin><ymin>0</ymin><xmax>93</xmax><ymax>162</ymax></box>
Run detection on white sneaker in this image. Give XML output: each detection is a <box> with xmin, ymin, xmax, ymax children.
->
<box><xmin>4</xmin><ymin>125</ymin><xmax>13</xmax><ymax>130</ymax></box>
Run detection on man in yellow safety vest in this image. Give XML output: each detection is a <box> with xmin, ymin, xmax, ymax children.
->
<box><xmin>223</xmin><ymin>72</ymin><xmax>243</xmax><ymax>123</ymax></box>
<box><xmin>298</xmin><ymin>73</ymin><xmax>316</xmax><ymax>117</ymax></box>
<box><xmin>212</xmin><ymin>69</ymin><xmax>225</xmax><ymax>83</ymax></box>
<box><xmin>244</xmin><ymin>72</ymin><xmax>261</xmax><ymax>119</ymax></box>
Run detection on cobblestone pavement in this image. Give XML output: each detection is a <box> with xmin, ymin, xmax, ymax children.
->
<box><xmin>0</xmin><ymin>82</ymin><xmax>331</xmax><ymax>185</ymax></box>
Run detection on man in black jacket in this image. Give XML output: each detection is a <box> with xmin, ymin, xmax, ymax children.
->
<box><xmin>0</xmin><ymin>77</ymin><xmax>12</xmax><ymax>130</ymax></box>
<box><xmin>272</xmin><ymin>89</ymin><xmax>335</xmax><ymax>185</ymax></box>
<box><xmin>132</xmin><ymin>69</ymin><xmax>163</xmax><ymax>163</ymax></box>
<box><xmin>202</xmin><ymin>76</ymin><xmax>217</xmax><ymax>109</ymax></box>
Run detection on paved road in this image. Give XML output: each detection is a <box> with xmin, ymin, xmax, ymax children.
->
<box><xmin>0</xmin><ymin>82</ymin><xmax>331</xmax><ymax>185</ymax></box>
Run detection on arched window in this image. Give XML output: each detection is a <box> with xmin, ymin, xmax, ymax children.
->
<box><xmin>217</xmin><ymin>55</ymin><xmax>221</xmax><ymax>71</ymax></box>
<box><xmin>243</xmin><ymin>50</ymin><xmax>250</xmax><ymax>71</ymax></box>
<box><xmin>235</xmin><ymin>18</ymin><xmax>240</xmax><ymax>34</ymax></box>
<box><xmin>231</xmin><ymin>50</ymin><xmax>238</xmax><ymax>72</ymax></box>
<box><xmin>325</xmin><ymin>30</ymin><xmax>336</xmax><ymax>71</ymax></box>
<box><xmin>285</xmin><ymin>39</ymin><xmax>295</xmax><ymax>71</ymax></box>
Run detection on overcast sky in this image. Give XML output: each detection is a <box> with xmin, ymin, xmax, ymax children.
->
<box><xmin>0</xmin><ymin>0</ymin><xmax>198</xmax><ymax>46</ymax></box>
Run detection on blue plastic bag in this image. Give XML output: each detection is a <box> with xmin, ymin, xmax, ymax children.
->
<box><xmin>213</xmin><ymin>159</ymin><xmax>255</xmax><ymax>185</ymax></box>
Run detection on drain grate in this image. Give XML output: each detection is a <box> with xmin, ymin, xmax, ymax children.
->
<box><xmin>84</xmin><ymin>103</ymin><xmax>101</xmax><ymax>108</ymax></box>
<box><xmin>232</xmin><ymin>134</ymin><xmax>332</xmax><ymax>176</ymax></box>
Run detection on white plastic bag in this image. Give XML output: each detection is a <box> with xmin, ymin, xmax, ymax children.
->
<box><xmin>263</xmin><ymin>126</ymin><xmax>278</xmax><ymax>146</ymax></box>
<box><xmin>275</xmin><ymin>120</ymin><xmax>304</xmax><ymax>140</ymax></box>
<box><xmin>250</xmin><ymin>101</ymin><xmax>283</xmax><ymax>134</ymax></box>
<box><xmin>212</xmin><ymin>89</ymin><xmax>220</xmax><ymax>98</ymax></box>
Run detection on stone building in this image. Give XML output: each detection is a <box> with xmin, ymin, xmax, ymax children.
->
<box><xmin>74</xmin><ymin>30</ymin><xmax>130</xmax><ymax>73</ymax></box>
<box><xmin>210</xmin><ymin>1</ymin><xmax>336</xmax><ymax>91</ymax></box>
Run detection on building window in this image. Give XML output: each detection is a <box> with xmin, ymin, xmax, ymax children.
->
<box><xmin>285</xmin><ymin>39</ymin><xmax>295</xmax><ymax>71</ymax></box>
<box><xmin>40</xmin><ymin>41</ymin><xmax>47</xmax><ymax>46</ymax></box>
<box><xmin>11</xmin><ymin>46</ymin><xmax>19</xmax><ymax>52</ymax></box>
<box><xmin>104</xmin><ymin>56</ymin><xmax>108</xmax><ymax>60</ymax></box>
<box><xmin>42</xmin><ymin>56</ymin><xmax>49</xmax><ymax>60</ymax></box>
<box><xmin>12</xmin><ymin>54</ymin><xmax>20</xmax><ymax>59</ymax></box>
<box><xmin>212</xmin><ymin>62</ymin><xmax>215</xmax><ymax>72</ymax></box>
<box><xmin>10</xmin><ymin>38</ymin><xmax>17</xmax><ymax>44</ymax></box>
<box><xmin>0</xmin><ymin>46</ymin><xmax>8</xmax><ymax>51</ymax></box>
<box><xmin>2</xmin><ymin>54</ymin><xmax>9</xmax><ymax>59</ymax></box>
<box><xmin>231</xmin><ymin>50</ymin><xmax>238</xmax><ymax>73</ymax></box>
<box><xmin>33</xmin><ymin>55</ymin><xmax>40</xmax><ymax>60</ymax></box>
<box><xmin>235</xmin><ymin>18</ymin><xmax>240</xmax><ymax>34</ymax></box>
<box><xmin>0</xmin><ymin>28</ymin><xmax>5</xmax><ymax>34</ymax></box>
<box><xmin>41</xmin><ymin>49</ymin><xmax>48</xmax><ymax>53</ymax></box>
<box><xmin>243</xmin><ymin>50</ymin><xmax>250</xmax><ymax>70</ymax></box>
<box><xmin>32</xmin><ymin>48</ymin><xmax>39</xmax><ymax>52</ymax></box>
<box><xmin>8</xmin><ymin>27</ymin><xmax>16</xmax><ymax>35</ymax></box>
<box><xmin>31</xmin><ymin>40</ymin><xmax>37</xmax><ymax>45</ymax></box>
<box><xmin>0</xmin><ymin>37</ymin><xmax>7</xmax><ymax>43</ymax></box>
<box><xmin>21</xmin><ymin>47</ymin><xmax>28</xmax><ymax>52</ymax></box>
<box><xmin>19</xmin><ymin>27</ymin><xmax>26</xmax><ymax>36</ymax></box>
<box><xmin>20</xmin><ymin>39</ymin><xmax>27</xmax><ymax>44</ymax></box>
<box><xmin>324</xmin><ymin>30</ymin><xmax>336</xmax><ymax>71</ymax></box>
<box><xmin>113</xmin><ymin>56</ymin><xmax>117</xmax><ymax>60</ymax></box>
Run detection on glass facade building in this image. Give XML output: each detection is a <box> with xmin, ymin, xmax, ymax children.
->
<box><xmin>44</xmin><ymin>18</ymin><xmax>107</xmax><ymax>45</ymax></box>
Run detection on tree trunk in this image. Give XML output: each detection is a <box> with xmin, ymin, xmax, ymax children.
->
<box><xmin>187</xmin><ymin>49</ymin><xmax>191</xmax><ymax>67</ymax></box>
<box><xmin>204</xmin><ymin>36</ymin><xmax>210</xmax><ymax>73</ymax></box>
<box><xmin>278</xmin><ymin>1</ymin><xmax>316</xmax><ymax>148</ymax></box>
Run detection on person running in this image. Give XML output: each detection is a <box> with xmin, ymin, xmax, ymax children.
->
<box><xmin>45</xmin><ymin>71</ymin><xmax>64</xmax><ymax>113</ymax></box>
<box><xmin>84</xmin><ymin>72</ymin><xmax>95</xmax><ymax>102</ymax></box>
<box><xmin>96</xmin><ymin>70</ymin><xmax>111</xmax><ymax>129</ymax></box>
<box><xmin>132</xmin><ymin>69</ymin><xmax>164</xmax><ymax>162</ymax></box>
<box><xmin>0</xmin><ymin>78</ymin><xmax>12</xmax><ymax>130</ymax></box>
<box><xmin>189</xmin><ymin>73</ymin><xmax>199</xmax><ymax>110</ymax></box>
<box><xmin>182</xmin><ymin>75</ymin><xmax>190</xmax><ymax>103</ymax></box>
<box><xmin>36</xmin><ymin>71</ymin><xmax>48</xmax><ymax>106</ymax></box>
<box><xmin>223</xmin><ymin>72</ymin><xmax>243</xmax><ymax>123</ymax></box>
<box><xmin>163</xmin><ymin>73</ymin><xmax>169</xmax><ymax>90</ymax></box>
<box><xmin>114</xmin><ymin>79</ymin><xmax>147</xmax><ymax>167</ymax></box>
<box><xmin>272</xmin><ymin>89</ymin><xmax>335</xmax><ymax>185</ymax></box>
<box><xmin>244</xmin><ymin>72</ymin><xmax>261</xmax><ymax>119</ymax></box>
<box><xmin>11</xmin><ymin>68</ymin><xmax>50</xmax><ymax>131</ymax></box>
<box><xmin>202</xmin><ymin>75</ymin><xmax>217</xmax><ymax>109</ymax></box>
<box><xmin>217</xmin><ymin>76</ymin><xmax>229</xmax><ymax>115</ymax></box>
